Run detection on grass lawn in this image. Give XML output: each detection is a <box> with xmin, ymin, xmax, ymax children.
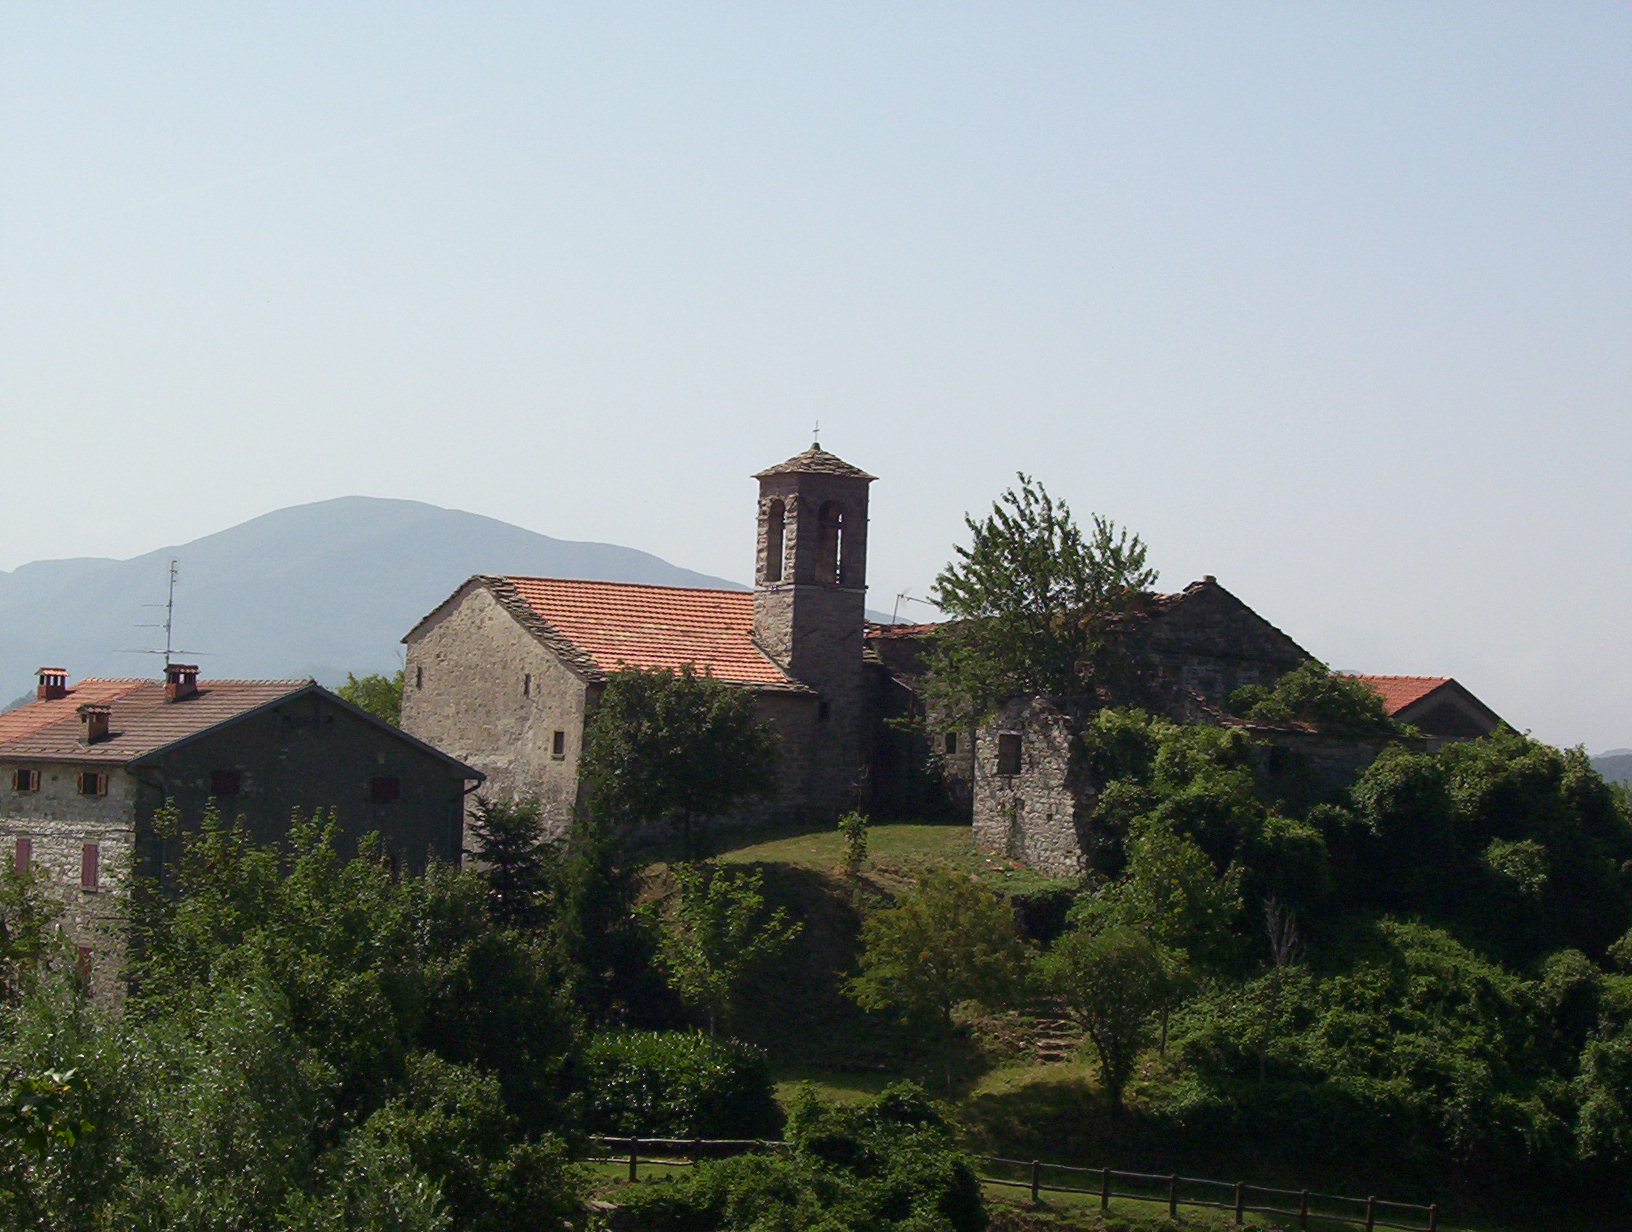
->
<box><xmin>711</xmin><ymin>818</ymin><xmax>1073</xmax><ymax>897</ymax></box>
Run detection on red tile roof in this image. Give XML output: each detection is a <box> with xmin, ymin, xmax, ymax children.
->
<box><xmin>1348</xmin><ymin>675</ymin><xmax>1453</xmax><ymax>715</ymax></box>
<box><xmin>0</xmin><ymin>679</ymin><xmax>149</xmax><ymax>747</ymax></box>
<box><xmin>0</xmin><ymin>679</ymin><xmax>307</xmax><ymax>765</ymax></box>
<box><xmin>493</xmin><ymin>577</ymin><xmax>802</xmax><ymax>689</ymax></box>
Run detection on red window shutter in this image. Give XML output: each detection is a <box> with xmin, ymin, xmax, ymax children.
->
<box><xmin>81</xmin><ymin>842</ymin><xmax>99</xmax><ymax>890</ymax></box>
<box><xmin>13</xmin><ymin>837</ymin><xmax>30</xmax><ymax>874</ymax></box>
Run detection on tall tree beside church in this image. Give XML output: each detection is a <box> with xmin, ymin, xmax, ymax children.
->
<box><xmin>580</xmin><ymin>666</ymin><xmax>779</xmax><ymax>858</ymax></box>
<box><xmin>929</xmin><ymin>474</ymin><xmax>1156</xmax><ymax>720</ymax></box>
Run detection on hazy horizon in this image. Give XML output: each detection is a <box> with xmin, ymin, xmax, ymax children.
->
<box><xmin>5</xmin><ymin>5</ymin><xmax>1627</xmax><ymax>751</ymax></box>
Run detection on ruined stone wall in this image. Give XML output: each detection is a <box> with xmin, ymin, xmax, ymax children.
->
<box><xmin>971</xmin><ymin>699</ymin><xmax>1091</xmax><ymax>878</ymax></box>
<box><xmin>0</xmin><ymin>762</ymin><xmax>136</xmax><ymax>1004</ymax></box>
<box><xmin>403</xmin><ymin>583</ymin><xmax>589</xmax><ymax>840</ymax></box>
<box><xmin>1130</xmin><ymin>582</ymin><xmax>1309</xmax><ymax>705</ymax></box>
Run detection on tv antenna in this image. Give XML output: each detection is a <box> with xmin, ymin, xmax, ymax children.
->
<box><xmin>124</xmin><ymin>558</ymin><xmax>207</xmax><ymax>667</ymax></box>
<box><xmin>890</xmin><ymin>589</ymin><xmax>938</xmax><ymax>625</ymax></box>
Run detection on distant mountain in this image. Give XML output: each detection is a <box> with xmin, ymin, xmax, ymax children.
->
<box><xmin>1592</xmin><ymin>751</ymin><xmax>1632</xmax><ymax>788</ymax></box>
<box><xmin>0</xmin><ymin>497</ymin><xmax>743</xmax><ymax>696</ymax></box>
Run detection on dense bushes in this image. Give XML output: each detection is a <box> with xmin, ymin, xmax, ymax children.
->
<box><xmin>616</xmin><ymin>1084</ymin><xmax>985</xmax><ymax>1232</ymax></box>
<box><xmin>580</xmin><ymin>1031</ymin><xmax>783</xmax><ymax>1140</ymax></box>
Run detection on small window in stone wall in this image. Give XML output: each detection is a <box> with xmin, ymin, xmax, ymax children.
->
<box><xmin>415</xmin><ymin>666</ymin><xmax>424</xmax><ymax>689</ymax></box>
<box><xmin>370</xmin><ymin>776</ymin><xmax>400</xmax><ymax>803</ymax></box>
<box><xmin>817</xmin><ymin>701</ymin><xmax>831</xmax><ymax>723</ymax></box>
<box><xmin>211</xmin><ymin>769</ymin><xmax>241</xmax><ymax>797</ymax></box>
<box><xmin>12</xmin><ymin>768</ymin><xmax>39</xmax><ymax>793</ymax></box>
<box><xmin>81</xmin><ymin>843</ymin><xmax>99</xmax><ymax>891</ymax></box>
<box><xmin>13</xmin><ymin>837</ymin><xmax>31</xmax><ymax>874</ymax></box>
<box><xmin>944</xmin><ymin>732</ymin><xmax>958</xmax><ymax>755</ymax></box>
<box><xmin>523</xmin><ymin>673</ymin><xmax>531</xmax><ymax>697</ymax></box>
<box><xmin>77</xmin><ymin>772</ymin><xmax>107</xmax><ymax>797</ymax></box>
<box><xmin>552</xmin><ymin>730</ymin><xmax>566</xmax><ymax>758</ymax></box>
<box><xmin>996</xmin><ymin>733</ymin><xmax>1022</xmax><ymax>777</ymax></box>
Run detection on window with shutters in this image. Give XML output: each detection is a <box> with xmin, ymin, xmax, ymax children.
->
<box><xmin>77</xmin><ymin>772</ymin><xmax>106</xmax><ymax>797</ymax></box>
<box><xmin>81</xmin><ymin>842</ymin><xmax>99</xmax><ymax>891</ymax></box>
<box><xmin>11</xmin><ymin>768</ymin><xmax>38</xmax><ymax>793</ymax></box>
<box><xmin>13</xmin><ymin>837</ymin><xmax>30</xmax><ymax>874</ymax></box>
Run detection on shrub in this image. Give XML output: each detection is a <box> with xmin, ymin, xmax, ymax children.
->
<box><xmin>580</xmin><ymin>1031</ymin><xmax>782</xmax><ymax>1140</ymax></box>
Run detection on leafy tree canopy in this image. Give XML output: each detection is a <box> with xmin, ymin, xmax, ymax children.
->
<box><xmin>580</xmin><ymin>666</ymin><xmax>779</xmax><ymax>858</ymax></box>
<box><xmin>1229</xmin><ymin>661</ymin><xmax>1400</xmax><ymax>735</ymax></box>
<box><xmin>336</xmin><ymin>671</ymin><xmax>404</xmax><ymax>726</ymax></box>
<box><xmin>929</xmin><ymin>474</ymin><xmax>1156</xmax><ymax>720</ymax></box>
<box><xmin>652</xmin><ymin>862</ymin><xmax>802</xmax><ymax>1036</ymax></box>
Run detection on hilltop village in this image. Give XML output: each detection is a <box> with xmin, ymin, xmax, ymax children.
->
<box><xmin>9</xmin><ymin>445</ymin><xmax>1630</xmax><ymax>1232</ymax></box>
<box><xmin>0</xmin><ymin>443</ymin><xmax>1504</xmax><ymax>992</ymax></box>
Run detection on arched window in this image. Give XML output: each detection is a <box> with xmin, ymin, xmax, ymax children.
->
<box><xmin>764</xmin><ymin>499</ymin><xmax>785</xmax><ymax>583</ymax></box>
<box><xmin>816</xmin><ymin>501</ymin><xmax>844</xmax><ymax>584</ymax></box>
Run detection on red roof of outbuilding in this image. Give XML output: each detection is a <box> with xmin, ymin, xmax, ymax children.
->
<box><xmin>495</xmin><ymin>577</ymin><xmax>801</xmax><ymax>689</ymax></box>
<box><xmin>1348</xmin><ymin>675</ymin><xmax>1453</xmax><ymax>715</ymax></box>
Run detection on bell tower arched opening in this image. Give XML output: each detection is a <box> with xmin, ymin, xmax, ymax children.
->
<box><xmin>816</xmin><ymin>501</ymin><xmax>844</xmax><ymax>585</ymax></box>
<box><xmin>763</xmin><ymin>499</ymin><xmax>786</xmax><ymax>583</ymax></box>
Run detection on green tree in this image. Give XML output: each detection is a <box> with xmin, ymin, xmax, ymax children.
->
<box><xmin>849</xmin><ymin>870</ymin><xmax>1029</xmax><ymax>1089</ymax></box>
<box><xmin>929</xmin><ymin>474</ymin><xmax>1156</xmax><ymax>720</ymax></box>
<box><xmin>336</xmin><ymin>671</ymin><xmax>405</xmax><ymax>726</ymax></box>
<box><xmin>1228</xmin><ymin>661</ymin><xmax>1400</xmax><ymax>734</ymax></box>
<box><xmin>580</xmin><ymin>666</ymin><xmax>779</xmax><ymax>858</ymax></box>
<box><xmin>1039</xmin><ymin>925</ymin><xmax>1169</xmax><ymax>1115</ymax></box>
<box><xmin>654</xmin><ymin>863</ymin><xmax>801</xmax><ymax>1035</ymax></box>
<box><xmin>465</xmin><ymin>796</ymin><xmax>550</xmax><ymax>928</ymax></box>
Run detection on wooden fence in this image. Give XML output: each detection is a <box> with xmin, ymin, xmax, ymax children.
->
<box><xmin>583</xmin><ymin>1136</ymin><xmax>1440</xmax><ymax>1232</ymax></box>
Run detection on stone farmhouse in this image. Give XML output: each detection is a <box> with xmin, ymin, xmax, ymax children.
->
<box><xmin>0</xmin><ymin>663</ymin><xmax>480</xmax><ymax>999</ymax></box>
<box><xmin>399</xmin><ymin>443</ymin><xmax>1506</xmax><ymax>868</ymax></box>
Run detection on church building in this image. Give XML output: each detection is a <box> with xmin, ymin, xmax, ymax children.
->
<box><xmin>400</xmin><ymin>444</ymin><xmax>876</xmax><ymax>837</ymax></box>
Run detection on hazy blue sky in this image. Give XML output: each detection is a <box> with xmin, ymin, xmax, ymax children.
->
<box><xmin>3</xmin><ymin>4</ymin><xmax>1628</xmax><ymax>750</ymax></box>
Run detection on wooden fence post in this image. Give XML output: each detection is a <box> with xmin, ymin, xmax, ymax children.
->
<box><xmin>1234</xmin><ymin>1180</ymin><xmax>1245</xmax><ymax>1224</ymax></box>
<box><xmin>1029</xmin><ymin>1160</ymin><xmax>1040</xmax><ymax>1204</ymax></box>
<box><xmin>692</xmin><ymin>1137</ymin><xmax>701</xmax><ymax>1166</ymax></box>
<box><xmin>1100</xmin><ymin>1167</ymin><xmax>1110</xmax><ymax>1211</ymax></box>
<box><xmin>1365</xmin><ymin>1195</ymin><xmax>1376</xmax><ymax>1232</ymax></box>
<box><xmin>1299</xmin><ymin>1189</ymin><xmax>1310</xmax><ymax>1229</ymax></box>
<box><xmin>1428</xmin><ymin>1203</ymin><xmax>1438</xmax><ymax>1232</ymax></box>
<box><xmin>628</xmin><ymin>1138</ymin><xmax>639</xmax><ymax>1183</ymax></box>
<box><xmin>1168</xmin><ymin>1174</ymin><xmax>1178</xmax><ymax>1219</ymax></box>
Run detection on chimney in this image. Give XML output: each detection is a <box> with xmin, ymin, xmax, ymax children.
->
<box><xmin>78</xmin><ymin>702</ymin><xmax>110</xmax><ymax>744</ymax></box>
<box><xmin>164</xmin><ymin>664</ymin><xmax>200</xmax><ymax>702</ymax></box>
<box><xmin>35</xmin><ymin>668</ymin><xmax>67</xmax><ymax>702</ymax></box>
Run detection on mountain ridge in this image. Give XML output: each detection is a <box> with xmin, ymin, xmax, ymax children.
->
<box><xmin>1</xmin><ymin>496</ymin><xmax>745</xmax><ymax>697</ymax></box>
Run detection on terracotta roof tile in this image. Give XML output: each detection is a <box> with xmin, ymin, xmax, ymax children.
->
<box><xmin>495</xmin><ymin>577</ymin><xmax>802</xmax><ymax>689</ymax></box>
<box><xmin>0</xmin><ymin>679</ymin><xmax>307</xmax><ymax>765</ymax></box>
<box><xmin>0</xmin><ymin>680</ymin><xmax>149</xmax><ymax>747</ymax></box>
<box><xmin>1348</xmin><ymin>675</ymin><xmax>1453</xmax><ymax>715</ymax></box>
<box><xmin>753</xmin><ymin>445</ymin><xmax>876</xmax><ymax>481</ymax></box>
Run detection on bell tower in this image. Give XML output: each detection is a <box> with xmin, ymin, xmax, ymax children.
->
<box><xmin>752</xmin><ymin>443</ymin><xmax>875</xmax><ymax>817</ymax></box>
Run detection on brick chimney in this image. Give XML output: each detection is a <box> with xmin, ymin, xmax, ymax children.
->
<box><xmin>78</xmin><ymin>702</ymin><xmax>111</xmax><ymax>744</ymax></box>
<box><xmin>164</xmin><ymin>664</ymin><xmax>199</xmax><ymax>702</ymax></box>
<box><xmin>35</xmin><ymin>668</ymin><xmax>67</xmax><ymax>702</ymax></box>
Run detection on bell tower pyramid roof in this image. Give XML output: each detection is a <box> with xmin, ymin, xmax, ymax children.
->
<box><xmin>754</xmin><ymin>444</ymin><xmax>876</xmax><ymax>482</ymax></box>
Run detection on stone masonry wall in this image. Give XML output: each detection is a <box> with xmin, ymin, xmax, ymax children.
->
<box><xmin>145</xmin><ymin>694</ymin><xmax>468</xmax><ymax>870</ymax></box>
<box><xmin>403</xmin><ymin>583</ymin><xmax>590</xmax><ymax>841</ymax></box>
<box><xmin>0</xmin><ymin>762</ymin><xmax>137</xmax><ymax>1004</ymax></box>
<box><xmin>971</xmin><ymin>699</ymin><xmax>1090</xmax><ymax>878</ymax></box>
